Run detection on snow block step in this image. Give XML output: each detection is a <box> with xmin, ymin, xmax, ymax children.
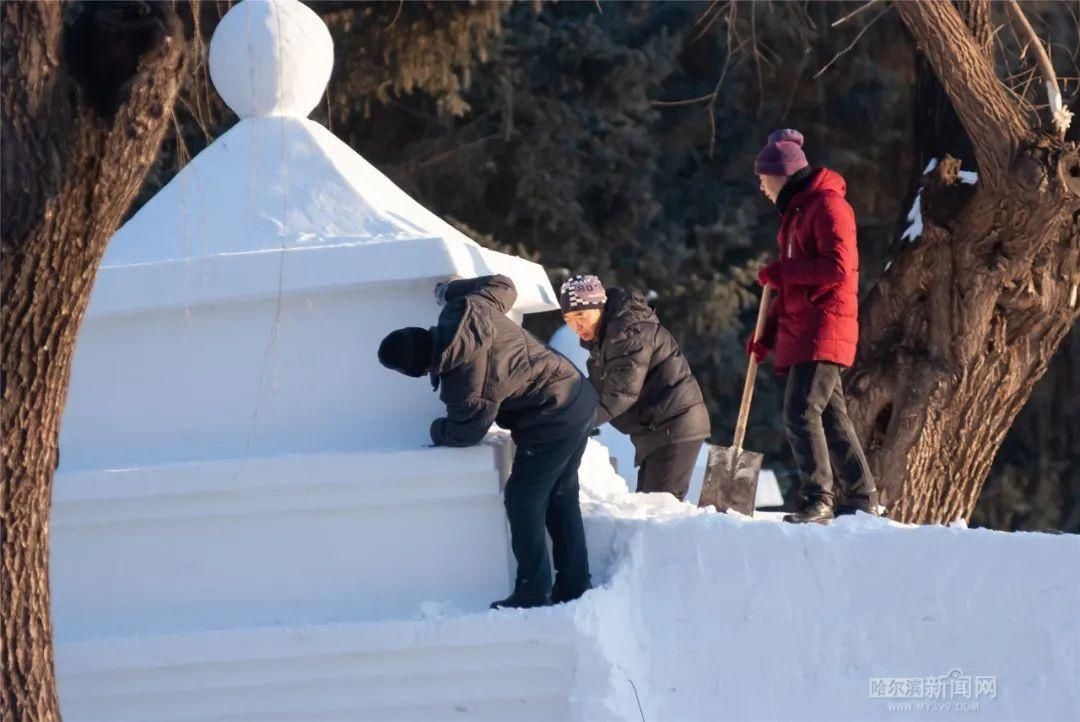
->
<box><xmin>56</xmin><ymin>608</ymin><xmax>625</xmax><ymax>722</ymax></box>
<box><xmin>51</xmin><ymin>444</ymin><xmax>515</xmax><ymax>642</ymax></box>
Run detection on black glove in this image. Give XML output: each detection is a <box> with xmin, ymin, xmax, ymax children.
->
<box><xmin>434</xmin><ymin>282</ymin><xmax>450</xmax><ymax>306</ymax></box>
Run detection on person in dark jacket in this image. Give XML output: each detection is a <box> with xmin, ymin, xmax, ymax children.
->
<box><xmin>378</xmin><ymin>274</ymin><xmax>596</xmax><ymax>609</ymax></box>
<box><xmin>560</xmin><ymin>274</ymin><xmax>711</xmax><ymax>500</ymax></box>
<box><xmin>749</xmin><ymin>129</ymin><xmax>878</xmax><ymax>524</ymax></box>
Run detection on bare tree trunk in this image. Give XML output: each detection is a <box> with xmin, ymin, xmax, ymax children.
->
<box><xmin>1</xmin><ymin>3</ymin><xmax>185</xmax><ymax>719</ymax></box>
<box><xmin>973</xmin><ymin>324</ymin><xmax>1080</xmax><ymax>532</ymax></box>
<box><xmin>847</xmin><ymin>0</ymin><xmax>1080</xmax><ymax>524</ymax></box>
<box><xmin>888</xmin><ymin>1</ymin><xmax>987</xmax><ymax>272</ymax></box>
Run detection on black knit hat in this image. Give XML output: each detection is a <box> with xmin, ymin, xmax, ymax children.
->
<box><xmin>378</xmin><ymin>327</ymin><xmax>434</xmax><ymax>378</ymax></box>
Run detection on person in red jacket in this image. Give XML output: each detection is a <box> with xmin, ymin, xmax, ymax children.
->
<box><xmin>748</xmin><ymin>129</ymin><xmax>878</xmax><ymax>524</ymax></box>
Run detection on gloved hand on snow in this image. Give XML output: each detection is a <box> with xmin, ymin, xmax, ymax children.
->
<box><xmin>434</xmin><ymin>281</ymin><xmax>450</xmax><ymax>306</ymax></box>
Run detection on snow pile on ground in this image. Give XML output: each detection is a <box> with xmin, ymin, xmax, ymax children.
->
<box><xmin>561</xmin><ymin>439</ymin><xmax>1079</xmax><ymax>721</ymax></box>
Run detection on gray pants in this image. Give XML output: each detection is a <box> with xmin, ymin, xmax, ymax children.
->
<box><xmin>637</xmin><ymin>439</ymin><xmax>704</xmax><ymax>501</ymax></box>
<box><xmin>783</xmin><ymin>362</ymin><xmax>875</xmax><ymax>505</ymax></box>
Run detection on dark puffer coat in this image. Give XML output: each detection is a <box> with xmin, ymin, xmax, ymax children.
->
<box><xmin>585</xmin><ymin>288</ymin><xmax>710</xmax><ymax>465</ymax></box>
<box><xmin>429</xmin><ymin>275</ymin><xmax>596</xmax><ymax>447</ymax></box>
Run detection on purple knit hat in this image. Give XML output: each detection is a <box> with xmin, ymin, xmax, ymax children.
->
<box><xmin>755</xmin><ymin>129</ymin><xmax>809</xmax><ymax>176</ymax></box>
<box><xmin>559</xmin><ymin>274</ymin><xmax>607</xmax><ymax>314</ymax></box>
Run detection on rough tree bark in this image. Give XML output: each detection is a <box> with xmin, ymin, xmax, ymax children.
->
<box><xmin>973</xmin><ymin>95</ymin><xmax>1080</xmax><ymax>533</ymax></box>
<box><xmin>847</xmin><ymin>0</ymin><xmax>1080</xmax><ymax>524</ymax></box>
<box><xmin>1</xmin><ymin>3</ymin><xmax>186</xmax><ymax>720</ymax></box>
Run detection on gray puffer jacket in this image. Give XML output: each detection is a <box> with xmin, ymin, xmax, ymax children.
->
<box><xmin>585</xmin><ymin>287</ymin><xmax>710</xmax><ymax>465</ymax></box>
<box><xmin>429</xmin><ymin>275</ymin><xmax>596</xmax><ymax>447</ymax></box>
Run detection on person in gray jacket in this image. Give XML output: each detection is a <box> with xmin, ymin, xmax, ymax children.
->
<box><xmin>561</xmin><ymin>274</ymin><xmax>710</xmax><ymax>500</ymax></box>
<box><xmin>378</xmin><ymin>275</ymin><xmax>596</xmax><ymax>609</ymax></box>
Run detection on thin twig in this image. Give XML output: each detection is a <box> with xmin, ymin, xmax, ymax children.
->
<box><xmin>1065</xmin><ymin>1</ymin><xmax>1080</xmax><ymax>63</ymax></box>
<box><xmin>781</xmin><ymin>47</ymin><xmax>812</xmax><ymax>123</ymax></box>
<box><xmin>1007</xmin><ymin>0</ymin><xmax>1069</xmax><ymax>137</ymax></box>
<box><xmin>691</xmin><ymin>0</ymin><xmax>727</xmax><ymax>47</ymax></box>
<box><xmin>830</xmin><ymin>0</ymin><xmax>882</xmax><ymax>28</ymax></box>
<box><xmin>172</xmin><ymin>111</ymin><xmax>190</xmax><ymax>171</ymax></box>
<box><xmin>796</xmin><ymin>0</ymin><xmax>817</xmax><ymax>32</ymax></box>
<box><xmin>1049</xmin><ymin>41</ymin><xmax>1080</xmax><ymax>84</ymax></box>
<box><xmin>385</xmin><ymin>0</ymin><xmax>404</xmax><ymax>30</ymax></box>
<box><xmin>1002</xmin><ymin>64</ymin><xmax>1039</xmax><ymax>116</ymax></box>
<box><xmin>813</xmin><ymin>3</ymin><xmax>892</xmax><ymax>79</ymax></box>
<box><xmin>653</xmin><ymin>36</ymin><xmax>749</xmax><ymax>111</ymax></box>
<box><xmin>707</xmin><ymin>39</ymin><xmax>738</xmax><ymax>157</ymax></box>
<box><xmin>177</xmin><ymin>93</ymin><xmax>212</xmax><ymax>142</ymax></box>
<box><xmin>1004</xmin><ymin>65</ymin><xmax>1039</xmax><ymax>86</ymax></box>
<box><xmin>652</xmin><ymin>93</ymin><xmax>716</xmax><ymax>108</ymax></box>
<box><xmin>992</xmin><ymin>21</ymin><xmax>1010</xmax><ymax>75</ymax></box>
<box><xmin>695</xmin><ymin>0</ymin><xmax>723</xmax><ymax>27</ymax></box>
<box><xmin>411</xmin><ymin>133</ymin><xmax>499</xmax><ymax>172</ymax></box>
<box><xmin>751</xmin><ymin>1</ymin><xmax>763</xmax><ymax>115</ymax></box>
<box><xmin>1017</xmin><ymin>64</ymin><xmax>1040</xmax><ymax>104</ymax></box>
<box><xmin>756</xmin><ymin>39</ymin><xmax>783</xmax><ymax>68</ymax></box>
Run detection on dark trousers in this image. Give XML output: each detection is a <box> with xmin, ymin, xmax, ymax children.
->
<box><xmin>783</xmin><ymin>362</ymin><xmax>875</xmax><ymax>505</ymax></box>
<box><xmin>637</xmin><ymin>439</ymin><xmax>704</xmax><ymax>501</ymax></box>
<box><xmin>504</xmin><ymin>421</ymin><xmax>592</xmax><ymax>599</ymax></box>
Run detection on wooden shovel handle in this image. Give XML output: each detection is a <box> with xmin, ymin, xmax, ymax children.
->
<box><xmin>732</xmin><ymin>285</ymin><xmax>772</xmax><ymax>451</ymax></box>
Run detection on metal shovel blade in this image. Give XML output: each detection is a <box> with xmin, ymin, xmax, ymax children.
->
<box><xmin>697</xmin><ymin>443</ymin><xmax>762</xmax><ymax>517</ymax></box>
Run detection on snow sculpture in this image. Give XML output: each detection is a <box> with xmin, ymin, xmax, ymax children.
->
<box><xmin>53</xmin><ymin>0</ymin><xmax>551</xmax><ymax>667</ymax></box>
<box><xmin>208</xmin><ymin>0</ymin><xmax>333</xmax><ymax>119</ymax></box>
<box><xmin>46</xmin><ymin>7</ymin><xmax>1079</xmax><ymax>719</ymax></box>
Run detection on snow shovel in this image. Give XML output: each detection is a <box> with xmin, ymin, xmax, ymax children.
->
<box><xmin>698</xmin><ymin>286</ymin><xmax>773</xmax><ymax>517</ymax></box>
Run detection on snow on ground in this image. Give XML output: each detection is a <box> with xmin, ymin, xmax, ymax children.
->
<box><xmin>54</xmin><ymin>441</ymin><xmax>1079</xmax><ymax>722</ymax></box>
<box><xmin>559</xmin><ymin>438</ymin><xmax>1080</xmax><ymax>721</ymax></box>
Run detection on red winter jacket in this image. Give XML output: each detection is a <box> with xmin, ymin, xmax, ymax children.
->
<box><xmin>761</xmin><ymin>168</ymin><xmax>860</xmax><ymax>373</ymax></box>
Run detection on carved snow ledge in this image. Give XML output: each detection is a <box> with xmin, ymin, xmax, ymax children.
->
<box><xmin>51</xmin><ymin>441</ymin><xmax>517</xmax><ymax>642</ymax></box>
<box><xmin>53</xmin><ymin>443</ymin><xmax>510</xmax><ymax>528</ymax></box>
<box><xmin>89</xmin><ymin>236</ymin><xmax>555</xmax><ymax>319</ymax></box>
<box><xmin>56</xmin><ymin>611</ymin><xmax>618</xmax><ymax>722</ymax></box>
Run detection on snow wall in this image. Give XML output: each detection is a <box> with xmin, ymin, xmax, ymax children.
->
<box><xmin>566</xmin><ymin>445</ymin><xmax>1079</xmax><ymax>722</ymax></box>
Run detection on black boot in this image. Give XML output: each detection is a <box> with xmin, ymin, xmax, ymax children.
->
<box><xmin>490</xmin><ymin>591</ymin><xmax>550</xmax><ymax>610</ymax></box>
<box><xmin>783</xmin><ymin>498</ymin><xmax>834</xmax><ymax>525</ymax></box>
<box><xmin>835</xmin><ymin>494</ymin><xmax>879</xmax><ymax>517</ymax></box>
<box><xmin>551</xmin><ymin>578</ymin><xmax>591</xmax><ymax>605</ymax></box>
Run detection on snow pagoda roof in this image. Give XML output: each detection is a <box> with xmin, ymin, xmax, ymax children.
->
<box><xmin>96</xmin><ymin>0</ymin><xmax>556</xmax><ymax>316</ymax></box>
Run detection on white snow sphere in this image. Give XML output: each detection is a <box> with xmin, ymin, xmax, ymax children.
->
<box><xmin>209</xmin><ymin>0</ymin><xmax>334</xmax><ymax>119</ymax></box>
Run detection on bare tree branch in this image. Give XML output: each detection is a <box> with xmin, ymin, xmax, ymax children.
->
<box><xmin>830</xmin><ymin>0</ymin><xmax>882</xmax><ymax>28</ymax></box>
<box><xmin>385</xmin><ymin>0</ymin><xmax>404</xmax><ymax>30</ymax></box>
<box><xmin>652</xmin><ymin>93</ymin><xmax>715</xmax><ymax>108</ymax></box>
<box><xmin>814</xmin><ymin>3</ymin><xmax>892</xmax><ymax>79</ymax></box>
<box><xmin>896</xmin><ymin>0</ymin><xmax>1030</xmax><ymax>188</ymax></box>
<box><xmin>1006</xmin><ymin>0</ymin><xmax>1072</xmax><ymax>137</ymax></box>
